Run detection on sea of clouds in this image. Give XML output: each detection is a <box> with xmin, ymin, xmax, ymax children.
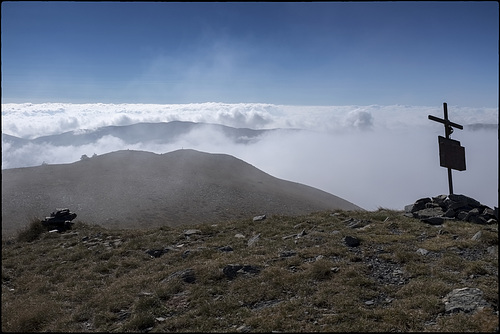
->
<box><xmin>2</xmin><ymin>102</ymin><xmax>498</xmax><ymax>210</ymax></box>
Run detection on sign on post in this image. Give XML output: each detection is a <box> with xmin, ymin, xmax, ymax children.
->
<box><xmin>428</xmin><ymin>103</ymin><xmax>466</xmax><ymax>195</ymax></box>
<box><xmin>438</xmin><ymin>136</ymin><xmax>466</xmax><ymax>171</ymax></box>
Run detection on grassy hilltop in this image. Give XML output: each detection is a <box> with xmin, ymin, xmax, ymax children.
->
<box><xmin>2</xmin><ymin>209</ymin><xmax>498</xmax><ymax>332</ymax></box>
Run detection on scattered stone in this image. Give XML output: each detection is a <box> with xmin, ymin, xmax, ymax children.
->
<box><xmin>249</xmin><ymin>299</ymin><xmax>283</xmax><ymax>311</ymax></box>
<box><xmin>279</xmin><ymin>250</ymin><xmax>297</xmax><ymax>258</ymax></box>
<box><xmin>344</xmin><ymin>218</ymin><xmax>371</xmax><ymax>229</ymax></box>
<box><xmin>165</xmin><ymin>268</ymin><xmax>196</xmax><ymax>284</ymax></box>
<box><xmin>236</xmin><ymin>325</ymin><xmax>252</xmax><ymax>333</ymax></box>
<box><xmin>181</xmin><ymin>250</ymin><xmax>191</xmax><ymax>259</ymax></box>
<box><xmin>296</xmin><ymin>229</ymin><xmax>307</xmax><ymax>238</ymax></box>
<box><xmin>179</xmin><ymin>269</ymin><xmax>196</xmax><ymax>283</ymax></box>
<box><xmin>343</xmin><ymin>236</ymin><xmax>360</xmax><ymax>247</ymax></box>
<box><xmin>184</xmin><ymin>229</ymin><xmax>202</xmax><ymax>236</ymax></box>
<box><xmin>223</xmin><ymin>264</ymin><xmax>261</xmax><ymax>279</ymax></box>
<box><xmin>219</xmin><ymin>245</ymin><xmax>234</xmax><ymax>252</ymax></box>
<box><xmin>146</xmin><ymin>248</ymin><xmax>169</xmax><ymax>258</ymax></box>
<box><xmin>282</xmin><ymin>229</ymin><xmax>307</xmax><ymax>240</ymax></box>
<box><xmin>138</xmin><ymin>291</ymin><xmax>154</xmax><ymax>296</ymax></box>
<box><xmin>487</xmin><ymin>245</ymin><xmax>498</xmax><ymax>257</ymax></box>
<box><xmin>116</xmin><ymin>309</ymin><xmax>130</xmax><ymax>321</ymax></box>
<box><xmin>235</xmin><ymin>233</ymin><xmax>245</xmax><ymax>238</ymax></box>
<box><xmin>247</xmin><ymin>233</ymin><xmax>260</xmax><ymax>247</ymax></box>
<box><xmin>253</xmin><ymin>214</ymin><xmax>266</xmax><ymax>221</ymax></box>
<box><xmin>416</xmin><ymin>248</ymin><xmax>429</xmax><ymax>256</ymax></box>
<box><xmin>282</xmin><ymin>233</ymin><xmax>296</xmax><ymax>240</ymax></box>
<box><xmin>442</xmin><ymin>287</ymin><xmax>491</xmax><ymax>313</ymax></box>
<box><xmin>471</xmin><ymin>231</ymin><xmax>482</xmax><ymax>241</ymax></box>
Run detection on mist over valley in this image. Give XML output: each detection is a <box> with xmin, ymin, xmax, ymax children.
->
<box><xmin>1</xmin><ymin>103</ymin><xmax>498</xmax><ymax>211</ymax></box>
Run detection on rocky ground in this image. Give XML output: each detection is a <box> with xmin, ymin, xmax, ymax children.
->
<box><xmin>2</xmin><ymin>207</ymin><xmax>498</xmax><ymax>332</ymax></box>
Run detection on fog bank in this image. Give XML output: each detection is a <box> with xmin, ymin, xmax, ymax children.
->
<box><xmin>2</xmin><ymin>103</ymin><xmax>497</xmax><ymax>210</ymax></box>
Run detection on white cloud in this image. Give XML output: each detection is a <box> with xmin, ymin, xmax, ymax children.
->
<box><xmin>1</xmin><ymin>102</ymin><xmax>498</xmax><ymax>210</ymax></box>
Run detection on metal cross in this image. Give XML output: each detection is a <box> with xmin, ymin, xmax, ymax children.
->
<box><xmin>428</xmin><ymin>103</ymin><xmax>465</xmax><ymax>195</ymax></box>
<box><xmin>428</xmin><ymin>103</ymin><xmax>463</xmax><ymax>139</ymax></box>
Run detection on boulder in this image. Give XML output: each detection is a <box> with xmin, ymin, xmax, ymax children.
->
<box><xmin>442</xmin><ymin>287</ymin><xmax>491</xmax><ymax>313</ymax></box>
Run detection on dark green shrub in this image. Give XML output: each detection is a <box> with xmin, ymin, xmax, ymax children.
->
<box><xmin>16</xmin><ymin>218</ymin><xmax>45</xmax><ymax>242</ymax></box>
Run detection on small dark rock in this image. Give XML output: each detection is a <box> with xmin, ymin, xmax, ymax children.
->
<box><xmin>343</xmin><ymin>236</ymin><xmax>360</xmax><ymax>247</ymax></box>
<box><xmin>432</xmin><ymin>194</ymin><xmax>448</xmax><ymax>206</ymax></box>
<box><xmin>223</xmin><ymin>264</ymin><xmax>244</xmax><ymax>279</ymax></box>
<box><xmin>279</xmin><ymin>250</ymin><xmax>297</xmax><ymax>258</ymax></box>
<box><xmin>443</xmin><ymin>208</ymin><xmax>456</xmax><ymax>218</ymax></box>
<box><xmin>146</xmin><ymin>249</ymin><xmax>168</xmax><ymax>258</ymax></box>
<box><xmin>457</xmin><ymin>211</ymin><xmax>469</xmax><ymax>220</ymax></box>
<box><xmin>219</xmin><ymin>246</ymin><xmax>233</xmax><ymax>252</ymax></box>
<box><xmin>421</xmin><ymin>217</ymin><xmax>445</xmax><ymax>225</ymax></box>
<box><xmin>180</xmin><ymin>269</ymin><xmax>196</xmax><ymax>284</ymax></box>
<box><xmin>412</xmin><ymin>198</ymin><xmax>432</xmax><ymax>212</ymax></box>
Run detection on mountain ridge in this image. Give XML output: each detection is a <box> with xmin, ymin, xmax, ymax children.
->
<box><xmin>1</xmin><ymin>149</ymin><xmax>362</xmax><ymax>238</ymax></box>
<box><xmin>2</xmin><ymin>121</ymin><xmax>284</xmax><ymax>148</ymax></box>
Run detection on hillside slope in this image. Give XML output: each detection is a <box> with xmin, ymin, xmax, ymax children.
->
<box><xmin>1</xmin><ymin>149</ymin><xmax>362</xmax><ymax>237</ymax></box>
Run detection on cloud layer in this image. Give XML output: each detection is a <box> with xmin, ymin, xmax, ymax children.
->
<box><xmin>2</xmin><ymin>102</ymin><xmax>498</xmax><ymax>210</ymax></box>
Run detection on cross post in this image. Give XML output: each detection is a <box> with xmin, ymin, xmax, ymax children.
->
<box><xmin>428</xmin><ymin>102</ymin><xmax>465</xmax><ymax>195</ymax></box>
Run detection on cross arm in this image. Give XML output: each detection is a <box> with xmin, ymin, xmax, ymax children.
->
<box><xmin>428</xmin><ymin>115</ymin><xmax>463</xmax><ymax>130</ymax></box>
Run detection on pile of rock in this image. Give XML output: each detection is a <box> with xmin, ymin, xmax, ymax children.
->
<box><xmin>42</xmin><ymin>208</ymin><xmax>77</xmax><ymax>232</ymax></box>
<box><xmin>405</xmin><ymin>194</ymin><xmax>498</xmax><ymax>225</ymax></box>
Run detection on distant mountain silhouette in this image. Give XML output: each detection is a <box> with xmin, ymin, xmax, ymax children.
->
<box><xmin>2</xmin><ymin>133</ymin><xmax>30</xmax><ymax>146</ymax></box>
<box><xmin>3</xmin><ymin>121</ymin><xmax>284</xmax><ymax>148</ymax></box>
<box><xmin>1</xmin><ymin>149</ymin><xmax>363</xmax><ymax>238</ymax></box>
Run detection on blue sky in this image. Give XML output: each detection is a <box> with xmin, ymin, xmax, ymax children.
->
<box><xmin>1</xmin><ymin>1</ymin><xmax>498</xmax><ymax>107</ymax></box>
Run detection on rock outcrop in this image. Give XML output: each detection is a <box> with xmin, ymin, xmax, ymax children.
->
<box><xmin>442</xmin><ymin>287</ymin><xmax>491</xmax><ymax>314</ymax></box>
<box><xmin>405</xmin><ymin>194</ymin><xmax>497</xmax><ymax>225</ymax></box>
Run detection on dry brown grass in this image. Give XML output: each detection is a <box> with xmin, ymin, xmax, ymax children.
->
<box><xmin>2</xmin><ymin>209</ymin><xmax>498</xmax><ymax>332</ymax></box>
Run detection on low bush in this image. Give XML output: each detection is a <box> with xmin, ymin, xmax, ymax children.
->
<box><xmin>16</xmin><ymin>218</ymin><xmax>45</xmax><ymax>242</ymax></box>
